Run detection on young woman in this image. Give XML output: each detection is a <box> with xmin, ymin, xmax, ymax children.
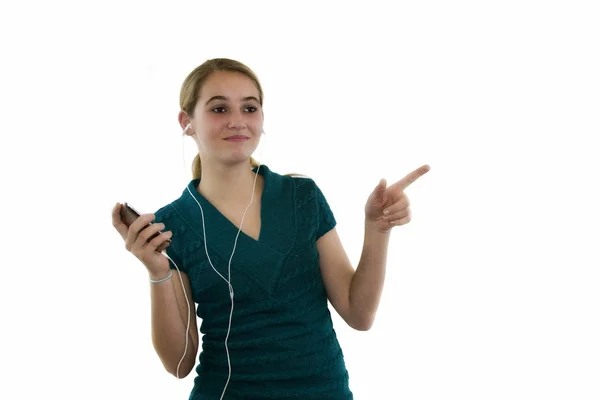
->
<box><xmin>111</xmin><ymin>58</ymin><xmax>429</xmax><ymax>400</ymax></box>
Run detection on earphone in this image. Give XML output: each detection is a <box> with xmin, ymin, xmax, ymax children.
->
<box><xmin>162</xmin><ymin>121</ymin><xmax>260</xmax><ymax>399</ymax></box>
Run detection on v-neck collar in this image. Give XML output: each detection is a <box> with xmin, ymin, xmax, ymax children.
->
<box><xmin>173</xmin><ymin>164</ymin><xmax>297</xmax><ymax>295</ymax></box>
<box><xmin>186</xmin><ymin>164</ymin><xmax>268</xmax><ymax>243</ymax></box>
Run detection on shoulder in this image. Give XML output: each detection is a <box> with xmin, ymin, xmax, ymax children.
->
<box><xmin>263</xmin><ymin>165</ymin><xmax>331</xmax><ymax>208</ymax></box>
<box><xmin>152</xmin><ymin>187</ymin><xmax>195</xmax><ymax>249</ymax></box>
<box><xmin>151</xmin><ymin>192</ymin><xmax>196</xmax><ymax>269</ymax></box>
<box><xmin>284</xmin><ymin>173</ymin><xmax>337</xmax><ymax>239</ymax></box>
<box><xmin>153</xmin><ymin>202</ymin><xmax>177</xmax><ymax>223</ymax></box>
<box><xmin>290</xmin><ymin>175</ymin><xmax>331</xmax><ymax>208</ymax></box>
<box><xmin>152</xmin><ymin>180</ymin><xmax>199</xmax><ymax>224</ymax></box>
<box><xmin>153</xmin><ymin>198</ymin><xmax>184</xmax><ymax>227</ymax></box>
<box><xmin>260</xmin><ymin>164</ymin><xmax>313</xmax><ymax>199</ymax></box>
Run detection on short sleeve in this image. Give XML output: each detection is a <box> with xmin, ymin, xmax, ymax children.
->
<box><xmin>153</xmin><ymin>205</ymin><xmax>186</xmax><ymax>274</ymax></box>
<box><xmin>314</xmin><ymin>181</ymin><xmax>337</xmax><ymax>240</ymax></box>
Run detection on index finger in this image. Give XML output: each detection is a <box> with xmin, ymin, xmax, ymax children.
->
<box><xmin>394</xmin><ymin>164</ymin><xmax>430</xmax><ymax>191</ymax></box>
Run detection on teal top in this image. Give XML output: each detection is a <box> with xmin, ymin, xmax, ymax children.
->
<box><xmin>153</xmin><ymin>165</ymin><xmax>354</xmax><ymax>400</ymax></box>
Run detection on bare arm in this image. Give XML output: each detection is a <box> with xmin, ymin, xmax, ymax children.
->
<box><xmin>316</xmin><ymin>165</ymin><xmax>428</xmax><ymax>330</ymax></box>
<box><xmin>317</xmin><ymin>222</ymin><xmax>390</xmax><ymax>331</ymax></box>
<box><xmin>349</xmin><ymin>221</ymin><xmax>391</xmax><ymax>329</ymax></box>
<box><xmin>149</xmin><ymin>267</ymin><xmax>199</xmax><ymax>378</ymax></box>
<box><xmin>111</xmin><ymin>203</ymin><xmax>199</xmax><ymax>378</ymax></box>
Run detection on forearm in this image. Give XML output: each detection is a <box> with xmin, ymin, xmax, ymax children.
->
<box><xmin>349</xmin><ymin>220</ymin><xmax>391</xmax><ymax>329</ymax></box>
<box><xmin>150</xmin><ymin>271</ymin><xmax>197</xmax><ymax>377</ymax></box>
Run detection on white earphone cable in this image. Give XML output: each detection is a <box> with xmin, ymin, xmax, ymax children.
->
<box><xmin>160</xmin><ymin>252</ymin><xmax>191</xmax><ymax>380</ymax></box>
<box><xmin>174</xmin><ymin>123</ymin><xmax>260</xmax><ymax>398</ymax></box>
<box><xmin>184</xmin><ymin>164</ymin><xmax>260</xmax><ymax>399</ymax></box>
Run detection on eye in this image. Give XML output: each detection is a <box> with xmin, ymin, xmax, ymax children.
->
<box><xmin>212</xmin><ymin>107</ymin><xmax>227</xmax><ymax>113</ymax></box>
<box><xmin>244</xmin><ymin>106</ymin><xmax>258</xmax><ymax>113</ymax></box>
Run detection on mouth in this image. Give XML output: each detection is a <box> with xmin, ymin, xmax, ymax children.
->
<box><xmin>224</xmin><ymin>135</ymin><xmax>250</xmax><ymax>141</ymax></box>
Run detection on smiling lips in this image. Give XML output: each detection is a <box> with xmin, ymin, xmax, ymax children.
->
<box><xmin>224</xmin><ymin>135</ymin><xmax>249</xmax><ymax>142</ymax></box>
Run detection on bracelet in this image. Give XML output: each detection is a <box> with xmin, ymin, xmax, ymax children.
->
<box><xmin>149</xmin><ymin>270</ymin><xmax>173</xmax><ymax>284</ymax></box>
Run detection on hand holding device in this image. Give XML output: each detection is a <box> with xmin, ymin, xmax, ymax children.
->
<box><xmin>119</xmin><ymin>202</ymin><xmax>172</xmax><ymax>252</ymax></box>
<box><xmin>111</xmin><ymin>202</ymin><xmax>172</xmax><ymax>276</ymax></box>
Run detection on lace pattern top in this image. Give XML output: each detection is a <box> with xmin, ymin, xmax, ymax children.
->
<box><xmin>154</xmin><ymin>164</ymin><xmax>353</xmax><ymax>400</ymax></box>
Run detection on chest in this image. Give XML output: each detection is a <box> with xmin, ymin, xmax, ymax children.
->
<box><xmin>178</xmin><ymin>175</ymin><xmax>322</xmax><ymax>300</ymax></box>
<box><xmin>216</xmin><ymin>200</ymin><xmax>262</xmax><ymax>242</ymax></box>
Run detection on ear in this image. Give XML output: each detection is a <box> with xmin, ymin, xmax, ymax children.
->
<box><xmin>178</xmin><ymin>110</ymin><xmax>194</xmax><ymax>136</ymax></box>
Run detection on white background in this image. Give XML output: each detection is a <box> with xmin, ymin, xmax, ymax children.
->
<box><xmin>1</xmin><ymin>0</ymin><xmax>599</xmax><ymax>399</ymax></box>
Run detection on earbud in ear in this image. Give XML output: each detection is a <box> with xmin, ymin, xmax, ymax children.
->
<box><xmin>184</xmin><ymin>123</ymin><xmax>192</xmax><ymax>132</ymax></box>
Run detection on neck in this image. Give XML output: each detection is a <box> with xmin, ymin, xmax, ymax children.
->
<box><xmin>197</xmin><ymin>160</ymin><xmax>261</xmax><ymax>207</ymax></box>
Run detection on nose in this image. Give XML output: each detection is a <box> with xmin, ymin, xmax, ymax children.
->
<box><xmin>227</xmin><ymin>109</ymin><xmax>247</xmax><ymax>130</ymax></box>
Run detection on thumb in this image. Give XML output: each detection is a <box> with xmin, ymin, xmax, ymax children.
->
<box><xmin>372</xmin><ymin>178</ymin><xmax>387</xmax><ymax>197</ymax></box>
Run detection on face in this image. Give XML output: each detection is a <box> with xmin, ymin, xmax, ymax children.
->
<box><xmin>184</xmin><ymin>70</ymin><xmax>264</xmax><ymax>166</ymax></box>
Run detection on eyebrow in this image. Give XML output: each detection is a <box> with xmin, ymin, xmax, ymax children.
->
<box><xmin>205</xmin><ymin>95</ymin><xmax>260</xmax><ymax>105</ymax></box>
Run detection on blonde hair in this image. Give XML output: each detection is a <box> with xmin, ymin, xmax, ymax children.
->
<box><xmin>180</xmin><ymin>58</ymin><xmax>306</xmax><ymax>179</ymax></box>
<box><xmin>180</xmin><ymin>58</ymin><xmax>263</xmax><ymax>180</ymax></box>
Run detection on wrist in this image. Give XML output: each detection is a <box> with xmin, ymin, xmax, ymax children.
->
<box><xmin>148</xmin><ymin>268</ymin><xmax>171</xmax><ymax>282</ymax></box>
<box><xmin>365</xmin><ymin>219</ymin><xmax>392</xmax><ymax>235</ymax></box>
